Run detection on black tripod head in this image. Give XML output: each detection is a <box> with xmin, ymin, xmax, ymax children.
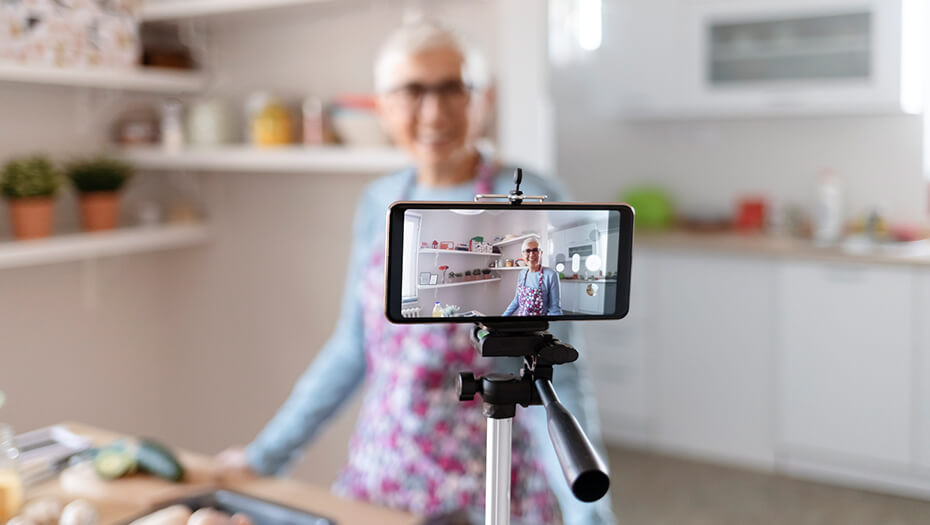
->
<box><xmin>457</xmin><ymin>321</ymin><xmax>611</xmax><ymax>503</ymax></box>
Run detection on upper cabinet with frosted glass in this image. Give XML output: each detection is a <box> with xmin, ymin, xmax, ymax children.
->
<box><xmin>593</xmin><ymin>0</ymin><xmax>926</xmax><ymax>119</ymax></box>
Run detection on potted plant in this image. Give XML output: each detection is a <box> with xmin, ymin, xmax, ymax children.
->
<box><xmin>0</xmin><ymin>156</ymin><xmax>62</xmax><ymax>240</ymax></box>
<box><xmin>66</xmin><ymin>157</ymin><xmax>133</xmax><ymax>231</ymax></box>
<box><xmin>473</xmin><ymin>268</ymin><xmax>482</xmax><ymax>280</ymax></box>
<box><xmin>464</xmin><ymin>270</ymin><xmax>472</xmax><ymax>282</ymax></box>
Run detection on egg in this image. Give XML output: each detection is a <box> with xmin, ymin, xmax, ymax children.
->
<box><xmin>127</xmin><ymin>504</ymin><xmax>192</xmax><ymax>525</ymax></box>
<box><xmin>20</xmin><ymin>498</ymin><xmax>62</xmax><ymax>525</ymax></box>
<box><xmin>59</xmin><ymin>499</ymin><xmax>98</xmax><ymax>525</ymax></box>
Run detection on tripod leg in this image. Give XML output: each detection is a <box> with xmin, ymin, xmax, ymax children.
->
<box><xmin>486</xmin><ymin>417</ymin><xmax>512</xmax><ymax>525</ymax></box>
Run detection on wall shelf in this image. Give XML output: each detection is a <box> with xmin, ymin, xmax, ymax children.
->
<box><xmin>118</xmin><ymin>146</ymin><xmax>410</xmax><ymax>174</ymax></box>
<box><xmin>418</xmin><ymin>277</ymin><xmax>501</xmax><ymax>290</ymax></box>
<box><xmin>0</xmin><ymin>223</ymin><xmax>209</xmax><ymax>270</ymax></box>
<box><xmin>419</xmin><ymin>249</ymin><xmax>495</xmax><ymax>257</ymax></box>
<box><xmin>0</xmin><ymin>63</ymin><xmax>205</xmax><ymax>93</ymax></box>
<box><xmin>492</xmin><ymin>233</ymin><xmax>540</xmax><ymax>247</ymax></box>
<box><xmin>141</xmin><ymin>0</ymin><xmax>333</xmax><ymax>21</ymax></box>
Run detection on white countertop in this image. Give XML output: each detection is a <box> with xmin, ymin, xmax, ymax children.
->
<box><xmin>636</xmin><ymin>231</ymin><xmax>930</xmax><ymax>267</ymax></box>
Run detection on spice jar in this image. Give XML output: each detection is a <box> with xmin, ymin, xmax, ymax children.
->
<box><xmin>247</xmin><ymin>93</ymin><xmax>293</xmax><ymax>147</ymax></box>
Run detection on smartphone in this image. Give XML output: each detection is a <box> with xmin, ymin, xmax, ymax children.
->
<box><xmin>385</xmin><ymin>201</ymin><xmax>634</xmax><ymax>323</ymax></box>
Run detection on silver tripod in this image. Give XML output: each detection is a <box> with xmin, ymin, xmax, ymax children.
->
<box><xmin>458</xmin><ymin>324</ymin><xmax>610</xmax><ymax>525</ymax></box>
<box><xmin>486</xmin><ymin>418</ymin><xmax>512</xmax><ymax>525</ymax></box>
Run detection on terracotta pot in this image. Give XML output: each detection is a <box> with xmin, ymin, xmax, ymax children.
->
<box><xmin>8</xmin><ymin>197</ymin><xmax>55</xmax><ymax>240</ymax></box>
<box><xmin>79</xmin><ymin>191</ymin><xmax>120</xmax><ymax>231</ymax></box>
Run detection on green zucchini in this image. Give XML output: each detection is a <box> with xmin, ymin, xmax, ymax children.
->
<box><xmin>93</xmin><ymin>448</ymin><xmax>137</xmax><ymax>480</ymax></box>
<box><xmin>136</xmin><ymin>439</ymin><xmax>185</xmax><ymax>482</ymax></box>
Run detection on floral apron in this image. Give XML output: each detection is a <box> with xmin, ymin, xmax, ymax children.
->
<box><xmin>516</xmin><ymin>270</ymin><xmax>546</xmax><ymax>316</ymax></box>
<box><xmin>331</xmin><ymin>163</ymin><xmax>558</xmax><ymax>523</ymax></box>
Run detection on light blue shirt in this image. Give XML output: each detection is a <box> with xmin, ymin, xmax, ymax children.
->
<box><xmin>245</xmin><ymin>165</ymin><xmax>617</xmax><ymax>525</ymax></box>
<box><xmin>503</xmin><ymin>267</ymin><xmax>563</xmax><ymax>316</ymax></box>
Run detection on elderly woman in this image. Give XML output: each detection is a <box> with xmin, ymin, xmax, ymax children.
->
<box><xmin>216</xmin><ymin>20</ymin><xmax>616</xmax><ymax>525</ymax></box>
<box><xmin>503</xmin><ymin>237</ymin><xmax>563</xmax><ymax>316</ymax></box>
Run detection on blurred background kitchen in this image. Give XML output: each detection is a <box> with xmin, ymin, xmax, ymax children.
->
<box><xmin>2</xmin><ymin>0</ymin><xmax>930</xmax><ymax>522</ymax></box>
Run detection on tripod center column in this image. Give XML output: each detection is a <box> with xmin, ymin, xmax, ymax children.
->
<box><xmin>486</xmin><ymin>417</ymin><xmax>513</xmax><ymax>525</ymax></box>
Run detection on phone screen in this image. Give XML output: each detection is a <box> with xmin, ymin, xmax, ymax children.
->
<box><xmin>385</xmin><ymin>202</ymin><xmax>633</xmax><ymax>323</ymax></box>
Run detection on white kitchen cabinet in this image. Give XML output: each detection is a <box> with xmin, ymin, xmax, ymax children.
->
<box><xmin>776</xmin><ymin>261</ymin><xmax>913</xmax><ymax>467</ymax></box>
<box><xmin>576</xmin><ymin>282</ymin><xmax>605</xmax><ymax>314</ymax></box>
<box><xmin>581</xmin><ymin>251</ymin><xmax>653</xmax><ymax>444</ymax></box>
<box><xmin>560</xmin><ymin>280</ymin><xmax>581</xmax><ymax>313</ymax></box>
<box><xmin>650</xmin><ymin>252</ymin><xmax>776</xmax><ymax>467</ymax></box>
<box><xmin>595</xmin><ymin>0</ymin><xmax>924</xmax><ymax>119</ymax></box>
<box><xmin>916</xmin><ymin>269</ymin><xmax>930</xmax><ymax>472</ymax></box>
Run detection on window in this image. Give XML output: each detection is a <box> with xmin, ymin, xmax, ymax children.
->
<box><xmin>402</xmin><ymin>213</ymin><xmax>422</xmax><ymax>301</ymax></box>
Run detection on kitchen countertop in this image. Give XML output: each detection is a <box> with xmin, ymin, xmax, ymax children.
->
<box><xmin>26</xmin><ymin>422</ymin><xmax>418</xmax><ymax>525</ymax></box>
<box><xmin>635</xmin><ymin>230</ymin><xmax>930</xmax><ymax>267</ymax></box>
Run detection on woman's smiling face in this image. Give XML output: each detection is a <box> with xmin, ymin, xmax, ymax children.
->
<box><xmin>377</xmin><ymin>47</ymin><xmax>474</xmax><ymax>167</ymax></box>
<box><xmin>523</xmin><ymin>240</ymin><xmax>541</xmax><ymax>269</ymax></box>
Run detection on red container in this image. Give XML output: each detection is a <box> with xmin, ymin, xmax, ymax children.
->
<box><xmin>736</xmin><ymin>197</ymin><xmax>767</xmax><ymax>232</ymax></box>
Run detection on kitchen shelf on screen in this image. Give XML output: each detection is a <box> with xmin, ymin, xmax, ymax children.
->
<box><xmin>419</xmin><ymin>249</ymin><xmax>496</xmax><ymax>256</ymax></box>
<box><xmin>0</xmin><ymin>223</ymin><xmax>209</xmax><ymax>270</ymax></box>
<box><xmin>492</xmin><ymin>233</ymin><xmax>540</xmax><ymax>247</ymax></box>
<box><xmin>0</xmin><ymin>63</ymin><xmax>205</xmax><ymax>93</ymax></box>
<box><xmin>141</xmin><ymin>0</ymin><xmax>333</xmax><ymax>21</ymax></box>
<box><xmin>117</xmin><ymin>146</ymin><xmax>410</xmax><ymax>174</ymax></box>
<box><xmin>417</xmin><ymin>278</ymin><xmax>501</xmax><ymax>290</ymax></box>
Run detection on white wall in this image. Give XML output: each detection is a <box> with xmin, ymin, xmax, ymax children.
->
<box><xmin>0</xmin><ymin>84</ymin><xmax>176</xmax><ymax>441</ymax></box>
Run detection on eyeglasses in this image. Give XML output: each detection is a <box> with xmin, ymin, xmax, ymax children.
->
<box><xmin>523</xmin><ymin>248</ymin><xmax>540</xmax><ymax>254</ymax></box>
<box><xmin>386</xmin><ymin>80</ymin><xmax>471</xmax><ymax>112</ymax></box>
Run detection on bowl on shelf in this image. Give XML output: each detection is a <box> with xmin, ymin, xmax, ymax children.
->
<box><xmin>331</xmin><ymin>108</ymin><xmax>389</xmax><ymax>147</ymax></box>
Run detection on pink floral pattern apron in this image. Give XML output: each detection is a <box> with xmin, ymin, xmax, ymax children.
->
<box><xmin>331</xmin><ymin>163</ymin><xmax>558</xmax><ymax>523</ymax></box>
<box><xmin>516</xmin><ymin>270</ymin><xmax>546</xmax><ymax>316</ymax></box>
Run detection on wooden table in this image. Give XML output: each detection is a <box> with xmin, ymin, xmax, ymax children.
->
<box><xmin>26</xmin><ymin>423</ymin><xmax>419</xmax><ymax>525</ymax></box>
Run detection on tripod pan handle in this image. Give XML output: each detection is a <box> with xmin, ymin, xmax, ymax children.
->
<box><xmin>535</xmin><ymin>378</ymin><xmax>610</xmax><ymax>502</ymax></box>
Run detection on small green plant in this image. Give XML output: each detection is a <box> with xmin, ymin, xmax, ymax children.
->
<box><xmin>0</xmin><ymin>156</ymin><xmax>62</xmax><ymax>199</ymax></box>
<box><xmin>67</xmin><ymin>157</ymin><xmax>133</xmax><ymax>193</ymax></box>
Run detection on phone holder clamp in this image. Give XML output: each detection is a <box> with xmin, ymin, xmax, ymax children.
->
<box><xmin>474</xmin><ymin>168</ymin><xmax>548</xmax><ymax>205</ymax></box>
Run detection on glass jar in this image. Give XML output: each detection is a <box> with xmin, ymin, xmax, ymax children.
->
<box><xmin>0</xmin><ymin>423</ymin><xmax>23</xmax><ymax>522</ymax></box>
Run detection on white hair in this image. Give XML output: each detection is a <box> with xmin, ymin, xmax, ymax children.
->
<box><xmin>521</xmin><ymin>236</ymin><xmax>540</xmax><ymax>252</ymax></box>
<box><xmin>374</xmin><ymin>19</ymin><xmax>490</xmax><ymax>93</ymax></box>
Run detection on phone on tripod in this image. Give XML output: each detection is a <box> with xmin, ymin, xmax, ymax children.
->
<box><xmin>384</xmin><ymin>201</ymin><xmax>634</xmax><ymax>324</ymax></box>
<box><xmin>382</xmin><ymin>191</ymin><xmax>634</xmax><ymax>518</ymax></box>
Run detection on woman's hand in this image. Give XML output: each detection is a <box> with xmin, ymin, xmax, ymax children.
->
<box><xmin>213</xmin><ymin>447</ymin><xmax>259</xmax><ymax>481</ymax></box>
